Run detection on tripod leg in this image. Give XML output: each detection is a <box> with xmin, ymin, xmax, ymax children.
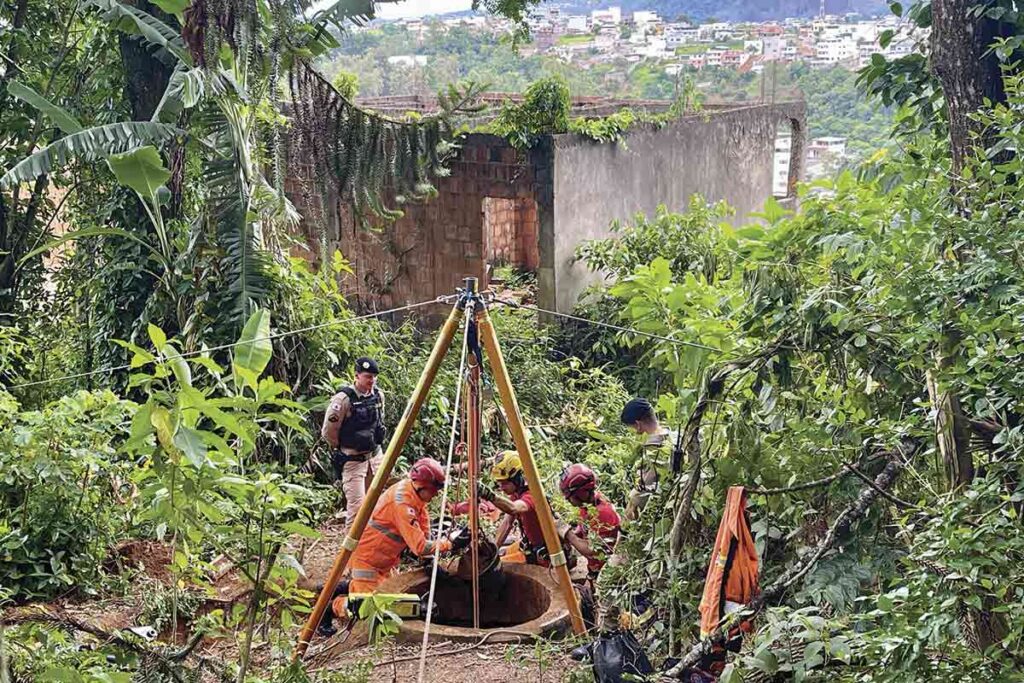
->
<box><xmin>477</xmin><ymin>308</ymin><xmax>586</xmax><ymax>635</ymax></box>
<box><xmin>294</xmin><ymin>302</ymin><xmax>464</xmax><ymax>660</ymax></box>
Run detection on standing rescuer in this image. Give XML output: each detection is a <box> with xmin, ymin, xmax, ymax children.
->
<box><xmin>322</xmin><ymin>357</ymin><xmax>386</xmax><ymax>527</ymax></box>
<box><xmin>620</xmin><ymin>397</ymin><xmax>677</xmax><ymax>522</ymax></box>
<box><xmin>318</xmin><ymin>457</ymin><xmax>471</xmax><ymax>637</ymax></box>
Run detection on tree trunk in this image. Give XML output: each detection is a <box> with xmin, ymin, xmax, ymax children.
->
<box><xmin>926</xmin><ymin>4</ymin><xmax>1010</xmax><ymax>491</ymax></box>
<box><xmin>118</xmin><ymin>0</ymin><xmax>185</xmax><ymax>215</ymax></box>
<box><xmin>118</xmin><ymin>1</ymin><xmax>174</xmax><ymax>120</ymax></box>
<box><xmin>930</xmin><ymin>0</ymin><xmax>1009</xmax><ymax>174</ymax></box>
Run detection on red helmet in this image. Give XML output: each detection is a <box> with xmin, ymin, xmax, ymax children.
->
<box><xmin>410</xmin><ymin>457</ymin><xmax>446</xmax><ymax>491</ymax></box>
<box><xmin>560</xmin><ymin>463</ymin><xmax>597</xmax><ymax>499</ymax></box>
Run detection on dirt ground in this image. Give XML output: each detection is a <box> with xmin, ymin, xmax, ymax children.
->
<box><xmin>312</xmin><ymin>639</ymin><xmax>585</xmax><ymax>683</ymax></box>
<box><xmin>8</xmin><ymin>518</ymin><xmax>593</xmax><ymax>682</ymax></box>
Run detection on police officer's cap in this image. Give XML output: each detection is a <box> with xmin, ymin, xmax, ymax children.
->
<box><xmin>354</xmin><ymin>357</ymin><xmax>380</xmax><ymax>375</ymax></box>
<box><xmin>620</xmin><ymin>397</ymin><xmax>654</xmax><ymax>424</ymax></box>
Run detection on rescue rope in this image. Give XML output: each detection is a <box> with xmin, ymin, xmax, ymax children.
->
<box><xmin>416</xmin><ymin>309</ymin><xmax>472</xmax><ymax>683</ymax></box>
<box><xmin>7</xmin><ymin>297</ymin><xmax>451</xmax><ymax>390</ymax></box>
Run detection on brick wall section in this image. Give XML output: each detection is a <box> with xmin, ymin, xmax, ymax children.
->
<box><xmin>483</xmin><ymin>197</ymin><xmax>540</xmax><ymax>270</ymax></box>
<box><xmin>288</xmin><ymin>134</ymin><xmax>543</xmax><ymax>310</ymax></box>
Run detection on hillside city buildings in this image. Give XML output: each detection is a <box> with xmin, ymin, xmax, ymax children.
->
<box><xmin>370</xmin><ymin>6</ymin><xmax>910</xmax><ymax>178</ymax></box>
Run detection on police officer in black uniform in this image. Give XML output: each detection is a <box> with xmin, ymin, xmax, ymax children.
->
<box><xmin>321</xmin><ymin>357</ymin><xmax>387</xmax><ymax>528</ymax></box>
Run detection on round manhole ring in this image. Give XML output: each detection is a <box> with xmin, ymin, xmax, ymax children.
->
<box><xmin>375</xmin><ymin>563</ymin><xmax>571</xmax><ymax>643</ymax></box>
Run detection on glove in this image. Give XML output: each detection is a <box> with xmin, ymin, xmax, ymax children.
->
<box><xmin>477</xmin><ymin>482</ymin><xmax>497</xmax><ymax>503</ymax></box>
<box><xmin>448</xmin><ymin>524</ymin><xmax>472</xmax><ymax>552</ymax></box>
<box><xmin>556</xmin><ymin>519</ymin><xmax>571</xmax><ymax>541</ymax></box>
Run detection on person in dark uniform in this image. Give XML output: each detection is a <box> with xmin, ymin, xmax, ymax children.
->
<box><xmin>321</xmin><ymin>357</ymin><xmax>386</xmax><ymax>528</ymax></box>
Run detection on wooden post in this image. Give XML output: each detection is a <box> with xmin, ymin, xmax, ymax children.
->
<box><xmin>293</xmin><ymin>302</ymin><xmax>464</xmax><ymax>660</ymax></box>
<box><xmin>467</xmin><ymin>337</ymin><xmax>482</xmax><ymax>629</ymax></box>
<box><xmin>477</xmin><ymin>307</ymin><xmax>586</xmax><ymax>635</ymax></box>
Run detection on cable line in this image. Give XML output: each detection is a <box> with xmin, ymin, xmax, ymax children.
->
<box><xmin>7</xmin><ymin>298</ymin><xmax>449</xmax><ymax>391</ymax></box>
<box><xmin>494</xmin><ymin>299</ymin><xmax>722</xmax><ymax>352</ymax></box>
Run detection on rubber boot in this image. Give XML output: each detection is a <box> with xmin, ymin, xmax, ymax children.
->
<box><xmin>316</xmin><ymin>580</ymin><xmax>350</xmax><ymax>638</ymax></box>
<box><xmin>316</xmin><ymin>605</ymin><xmax>337</xmax><ymax>638</ymax></box>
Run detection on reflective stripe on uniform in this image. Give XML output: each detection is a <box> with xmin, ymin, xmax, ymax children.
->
<box><xmin>351</xmin><ymin>567</ymin><xmax>379</xmax><ymax>580</ymax></box>
<box><xmin>369</xmin><ymin>520</ymin><xmax>404</xmax><ymax>544</ymax></box>
<box><xmin>394</xmin><ymin>488</ymin><xmax>405</xmax><ymax>504</ymax></box>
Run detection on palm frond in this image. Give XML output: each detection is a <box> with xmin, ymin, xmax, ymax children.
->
<box><xmin>152</xmin><ymin>64</ymin><xmax>207</xmax><ymax>122</ymax></box>
<box><xmin>0</xmin><ymin>122</ymin><xmax>182</xmax><ymax>188</ymax></box>
<box><xmin>87</xmin><ymin>0</ymin><xmax>189</xmax><ymax>65</ymax></box>
<box><xmin>196</xmin><ymin>103</ymin><xmax>274</xmax><ymax>324</ymax></box>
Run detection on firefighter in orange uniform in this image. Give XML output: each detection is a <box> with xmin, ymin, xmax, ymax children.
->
<box><xmin>318</xmin><ymin>457</ymin><xmax>470</xmax><ymax>636</ymax></box>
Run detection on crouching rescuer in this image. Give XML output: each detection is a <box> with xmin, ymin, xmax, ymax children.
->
<box><xmin>478</xmin><ymin>451</ymin><xmax>559</xmax><ymax>566</ymax></box>
<box><xmin>317</xmin><ymin>458</ymin><xmax>472</xmax><ymax>636</ymax></box>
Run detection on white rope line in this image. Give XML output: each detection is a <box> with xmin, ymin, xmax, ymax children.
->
<box><xmin>7</xmin><ymin>298</ymin><xmax>451</xmax><ymax>390</ymax></box>
<box><xmin>416</xmin><ymin>308</ymin><xmax>471</xmax><ymax>683</ymax></box>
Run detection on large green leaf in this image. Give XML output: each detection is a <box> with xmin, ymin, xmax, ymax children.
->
<box><xmin>151</xmin><ymin>0</ymin><xmax>188</xmax><ymax>15</ymax></box>
<box><xmin>106</xmin><ymin>146</ymin><xmax>170</xmax><ymax>201</ymax></box>
<box><xmin>152</xmin><ymin>64</ymin><xmax>205</xmax><ymax>122</ymax></box>
<box><xmin>232</xmin><ymin>309</ymin><xmax>273</xmax><ymax>383</ymax></box>
<box><xmin>18</xmin><ymin>225</ymin><xmax>161</xmax><ymax>265</ymax></box>
<box><xmin>7</xmin><ymin>81</ymin><xmax>83</xmax><ymax>134</ymax></box>
<box><xmin>0</xmin><ymin>121</ymin><xmax>181</xmax><ymax>187</ymax></box>
<box><xmin>87</xmin><ymin>0</ymin><xmax>189</xmax><ymax>64</ymax></box>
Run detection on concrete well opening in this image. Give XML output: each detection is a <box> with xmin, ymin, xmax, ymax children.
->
<box><xmin>375</xmin><ymin>563</ymin><xmax>571</xmax><ymax>643</ymax></box>
<box><xmin>409</xmin><ymin>570</ymin><xmax>550</xmax><ymax>628</ymax></box>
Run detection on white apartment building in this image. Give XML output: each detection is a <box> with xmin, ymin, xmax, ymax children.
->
<box><xmin>763</xmin><ymin>35</ymin><xmax>784</xmax><ymax>60</ymax></box>
<box><xmin>814</xmin><ymin>36</ymin><xmax>857</xmax><ymax>64</ymax></box>
<box><xmin>591</xmin><ymin>6</ymin><xmax>621</xmax><ymax>26</ymax></box>
<box><xmin>565</xmin><ymin>15</ymin><xmax>589</xmax><ymax>33</ymax></box>
<box><xmin>774</xmin><ymin>133</ymin><xmax>792</xmax><ymax>197</ymax></box>
<box><xmin>810</xmin><ymin>136</ymin><xmax>848</xmax><ymax>159</ymax></box>
<box><xmin>632</xmin><ymin>11</ymin><xmax>659</xmax><ymax>27</ymax></box>
<box><xmin>698</xmin><ymin>22</ymin><xmax>731</xmax><ymax>41</ymax></box>
<box><xmin>665</xmin><ymin>23</ymin><xmax>699</xmax><ymax>48</ymax></box>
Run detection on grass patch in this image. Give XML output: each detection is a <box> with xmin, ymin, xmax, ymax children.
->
<box><xmin>558</xmin><ymin>34</ymin><xmax>594</xmax><ymax>46</ymax></box>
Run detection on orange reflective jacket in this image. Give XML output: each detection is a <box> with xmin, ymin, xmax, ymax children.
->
<box><xmin>348</xmin><ymin>478</ymin><xmax>451</xmax><ymax>590</ymax></box>
<box><xmin>698</xmin><ymin>486</ymin><xmax>759</xmax><ymax>637</ymax></box>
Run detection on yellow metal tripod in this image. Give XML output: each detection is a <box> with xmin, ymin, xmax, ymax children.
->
<box><xmin>293</xmin><ymin>278</ymin><xmax>585</xmax><ymax>661</ymax></box>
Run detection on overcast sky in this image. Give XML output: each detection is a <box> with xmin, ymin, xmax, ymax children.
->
<box><xmin>376</xmin><ymin>0</ymin><xmax>474</xmax><ymax>18</ymax></box>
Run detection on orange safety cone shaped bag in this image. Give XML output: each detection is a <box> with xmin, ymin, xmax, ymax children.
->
<box><xmin>694</xmin><ymin>486</ymin><xmax>759</xmax><ymax>678</ymax></box>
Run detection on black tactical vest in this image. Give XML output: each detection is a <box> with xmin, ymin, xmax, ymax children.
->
<box><xmin>337</xmin><ymin>386</ymin><xmax>385</xmax><ymax>453</ymax></box>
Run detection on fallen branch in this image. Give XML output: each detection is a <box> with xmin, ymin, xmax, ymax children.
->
<box><xmin>663</xmin><ymin>439</ymin><xmax>920</xmax><ymax>679</ymax></box>
<box><xmin>843</xmin><ymin>462</ymin><xmax>921</xmax><ymax>510</ymax></box>
<box><xmin>1</xmin><ymin>610</ymin><xmax>215</xmax><ymax>679</ymax></box>
<box><xmin>367</xmin><ymin>629</ymin><xmax>535</xmax><ymax>668</ymax></box>
<box><xmin>750</xmin><ymin>469</ymin><xmax>850</xmax><ymax>496</ymax></box>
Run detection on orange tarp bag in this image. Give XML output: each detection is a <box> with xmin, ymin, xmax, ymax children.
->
<box><xmin>694</xmin><ymin>486</ymin><xmax>759</xmax><ymax>678</ymax></box>
<box><xmin>500</xmin><ymin>540</ymin><xmax>528</xmax><ymax>564</ymax></box>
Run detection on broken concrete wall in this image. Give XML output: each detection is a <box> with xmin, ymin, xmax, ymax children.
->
<box><xmin>545</xmin><ymin>101</ymin><xmax>806</xmax><ymax>312</ymax></box>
